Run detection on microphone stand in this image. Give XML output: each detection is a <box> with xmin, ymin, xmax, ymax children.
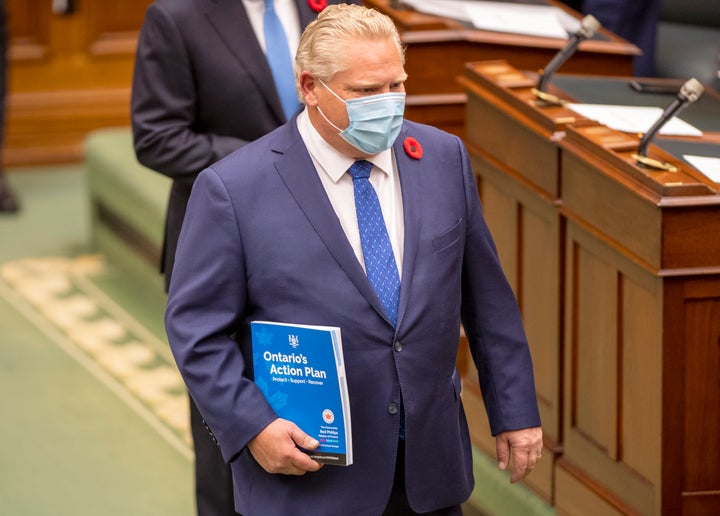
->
<box><xmin>533</xmin><ymin>14</ymin><xmax>601</xmax><ymax>106</ymax></box>
<box><xmin>633</xmin><ymin>78</ymin><xmax>704</xmax><ymax>171</ymax></box>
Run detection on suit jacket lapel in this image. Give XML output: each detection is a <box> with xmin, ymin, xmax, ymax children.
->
<box><xmin>393</xmin><ymin>124</ymin><xmax>421</xmax><ymax>329</ymax></box>
<box><xmin>272</xmin><ymin>124</ymin><xmax>387</xmax><ymax>318</ymax></box>
<box><xmin>205</xmin><ymin>0</ymin><xmax>286</xmax><ymax>123</ymax></box>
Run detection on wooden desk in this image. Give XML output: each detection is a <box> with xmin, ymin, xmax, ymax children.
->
<box><xmin>362</xmin><ymin>0</ymin><xmax>640</xmax><ymax>137</ymax></box>
<box><xmin>461</xmin><ymin>60</ymin><xmax>720</xmax><ymax>515</ymax></box>
<box><xmin>558</xmin><ymin>122</ymin><xmax>720</xmax><ymax>516</ymax></box>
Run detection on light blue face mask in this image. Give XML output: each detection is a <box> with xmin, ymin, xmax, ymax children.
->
<box><xmin>317</xmin><ymin>80</ymin><xmax>405</xmax><ymax>155</ymax></box>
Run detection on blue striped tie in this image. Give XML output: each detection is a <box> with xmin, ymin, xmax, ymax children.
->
<box><xmin>263</xmin><ymin>0</ymin><xmax>299</xmax><ymax>120</ymax></box>
<box><xmin>348</xmin><ymin>160</ymin><xmax>401</xmax><ymax>326</ymax></box>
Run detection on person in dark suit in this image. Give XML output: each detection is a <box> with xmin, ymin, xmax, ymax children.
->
<box><xmin>0</xmin><ymin>0</ymin><xmax>18</xmax><ymax>214</ymax></box>
<box><xmin>131</xmin><ymin>1</ymin><xmax>356</xmax><ymax>514</ymax></box>
<box><xmin>580</xmin><ymin>0</ymin><xmax>662</xmax><ymax>76</ymax></box>
<box><xmin>165</xmin><ymin>5</ymin><xmax>543</xmax><ymax>515</ymax></box>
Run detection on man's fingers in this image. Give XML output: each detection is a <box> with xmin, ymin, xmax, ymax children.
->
<box><xmin>509</xmin><ymin>448</ymin><xmax>536</xmax><ymax>483</ymax></box>
<box><xmin>495</xmin><ymin>427</ymin><xmax>543</xmax><ymax>482</ymax></box>
<box><xmin>291</xmin><ymin>426</ymin><xmax>320</xmax><ymax>451</ymax></box>
<box><xmin>291</xmin><ymin>447</ymin><xmax>323</xmax><ymax>473</ymax></box>
<box><xmin>496</xmin><ymin>437</ymin><xmax>510</xmax><ymax>471</ymax></box>
<box><xmin>249</xmin><ymin>419</ymin><xmax>323</xmax><ymax>474</ymax></box>
<box><xmin>288</xmin><ymin>426</ymin><xmax>323</xmax><ymax>472</ymax></box>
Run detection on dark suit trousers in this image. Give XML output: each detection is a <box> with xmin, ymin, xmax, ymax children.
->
<box><xmin>189</xmin><ymin>396</ymin><xmax>238</xmax><ymax>516</ymax></box>
<box><xmin>383</xmin><ymin>441</ymin><xmax>463</xmax><ymax>516</ymax></box>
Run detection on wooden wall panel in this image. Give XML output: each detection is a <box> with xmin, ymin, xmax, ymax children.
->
<box><xmin>682</xmin><ymin>288</ymin><xmax>720</xmax><ymax>492</ymax></box>
<box><xmin>85</xmin><ymin>2</ymin><xmax>150</xmax><ymax>56</ymax></box>
<box><xmin>479</xmin><ymin>175</ymin><xmax>519</xmax><ymax>293</ymax></box>
<box><xmin>6</xmin><ymin>0</ymin><xmax>49</xmax><ymax>61</ymax></box>
<box><xmin>519</xmin><ymin>201</ymin><xmax>562</xmax><ymax>503</ymax></box>
<box><xmin>661</xmin><ymin>277</ymin><xmax>720</xmax><ymax>515</ymax></box>
<box><xmin>522</xmin><ymin>204</ymin><xmax>561</xmax><ymax>440</ymax></box>
<box><xmin>4</xmin><ymin>0</ymin><xmax>153</xmax><ymax>166</ymax></box>
<box><xmin>570</xmin><ymin>242</ymin><xmax>618</xmax><ymax>455</ymax></box>
<box><xmin>621</xmin><ymin>275</ymin><xmax>662</xmax><ymax>486</ymax></box>
<box><xmin>563</xmin><ymin>222</ymin><xmax>661</xmax><ymax>515</ymax></box>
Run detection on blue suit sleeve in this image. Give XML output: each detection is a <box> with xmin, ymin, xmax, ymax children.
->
<box><xmin>165</xmin><ymin>167</ymin><xmax>277</xmax><ymax>462</ymax></box>
<box><xmin>457</xmin><ymin>137</ymin><xmax>541</xmax><ymax>435</ymax></box>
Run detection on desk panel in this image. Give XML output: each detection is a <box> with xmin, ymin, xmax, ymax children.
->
<box><xmin>463</xmin><ymin>59</ymin><xmax>720</xmax><ymax>515</ymax></box>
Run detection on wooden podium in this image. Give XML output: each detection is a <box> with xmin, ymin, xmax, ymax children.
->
<box><xmin>362</xmin><ymin>0</ymin><xmax>639</xmax><ymax>137</ymax></box>
<box><xmin>461</xmin><ymin>60</ymin><xmax>720</xmax><ymax>515</ymax></box>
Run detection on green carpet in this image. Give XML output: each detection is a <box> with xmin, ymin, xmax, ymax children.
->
<box><xmin>0</xmin><ymin>165</ymin><xmax>193</xmax><ymax>516</ymax></box>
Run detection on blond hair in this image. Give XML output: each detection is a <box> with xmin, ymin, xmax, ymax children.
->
<box><xmin>294</xmin><ymin>4</ymin><xmax>405</xmax><ymax>96</ymax></box>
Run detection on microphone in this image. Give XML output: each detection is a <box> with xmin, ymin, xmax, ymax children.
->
<box><xmin>536</xmin><ymin>14</ymin><xmax>601</xmax><ymax>94</ymax></box>
<box><xmin>636</xmin><ymin>78</ymin><xmax>704</xmax><ymax>159</ymax></box>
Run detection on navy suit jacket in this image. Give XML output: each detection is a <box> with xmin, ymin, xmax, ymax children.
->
<box><xmin>131</xmin><ymin>0</ymin><xmax>355</xmax><ymax>288</ymax></box>
<box><xmin>166</xmin><ymin>115</ymin><xmax>541</xmax><ymax>515</ymax></box>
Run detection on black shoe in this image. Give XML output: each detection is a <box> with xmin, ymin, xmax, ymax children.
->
<box><xmin>0</xmin><ymin>184</ymin><xmax>19</xmax><ymax>213</ymax></box>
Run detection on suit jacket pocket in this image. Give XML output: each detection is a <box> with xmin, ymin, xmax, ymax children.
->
<box><xmin>432</xmin><ymin>218</ymin><xmax>464</xmax><ymax>252</ymax></box>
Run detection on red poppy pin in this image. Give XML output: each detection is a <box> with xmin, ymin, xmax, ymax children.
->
<box><xmin>308</xmin><ymin>0</ymin><xmax>327</xmax><ymax>12</ymax></box>
<box><xmin>403</xmin><ymin>137</ymin><xmax>423</xmax><ymax>160</ymax></box>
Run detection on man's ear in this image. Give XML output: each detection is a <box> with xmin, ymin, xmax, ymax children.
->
<box><xmin>300</xmin><ymin>72</ymin><xmax>319</xmax><ymax>107</ymax></box>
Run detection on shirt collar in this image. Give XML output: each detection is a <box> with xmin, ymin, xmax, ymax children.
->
<box><xmin>297</xmin><ymin>109</ymin><xmax>395</xmax><ymax>183</ymax></box>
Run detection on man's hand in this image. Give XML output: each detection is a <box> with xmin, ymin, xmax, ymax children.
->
<box><xmin>495</xmin><ymin>426</ymin><xmax>543</xmax><ymax>483</ymax></box>
<box><xmin>248</xmin><ymin>418</ymin><xmax>323</xmax><ymax>475</ymax></box>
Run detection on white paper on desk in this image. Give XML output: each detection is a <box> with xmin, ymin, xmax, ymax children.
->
<box><xmin>401</xmin><ymin>0</ymin><xmax>474</xmax><ymax>23</ymax></box>
<box><xmin>401</xmin><ymin>0</ymin><xmax>580</xmax><ymax>38</ymax></box>
<box><xmin>465</xmin><ymin>2</ymin><xmax>580</xmax><ymax>38</ymax></box>
<box><xmin>567</xmin><ymin>104</ymin><xmax>703</xmax><ymax>136</ymax></box>
<box><xmin>684</xmin><ymin>155</ymin><xmax>720</xmax><ymax>182</ymax></box>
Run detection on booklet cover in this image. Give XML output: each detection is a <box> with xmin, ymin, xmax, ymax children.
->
<box><xmin>251</xmin><ymin>321</ymin><xmax>352</xmax><ymax>466</ymax></box>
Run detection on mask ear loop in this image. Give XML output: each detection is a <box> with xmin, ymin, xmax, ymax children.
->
<box><xmin>318</xmin><ymin>78</ymin><xmax>345</xmax><ymax>103</ymax></box>
<box><xmin>317</xmin><ymin>106</ymin><xmax>344</xmax><ymax>132</ymax></box>
<box><xmin>316</xmin><ymin>78</ymin><xmax>347</xmax><ymax>132</ymax></box>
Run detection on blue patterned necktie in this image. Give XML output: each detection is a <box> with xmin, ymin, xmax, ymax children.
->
<box><xmin>263</xmin><ymin>0</ymin><xmax>299</xmax><ymax>120</ymax></box>
<box><xmin>348</xmin><ymin>160</ymin><xmax>401</xmax><ymax>326</ymax></box>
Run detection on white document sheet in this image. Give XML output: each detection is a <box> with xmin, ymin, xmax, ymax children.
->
<box><xmin>401</xmin><ymin>0</ymin><xmax>475</xmax><ymax>23</ymax></box>
<box><xmin>684</xmin><ymin>155</ymin><xmax>720</xmax><ymax>183</ymax></box>
<box><xmin>465</xmin><ymin>2</ymin><xmax>580</xmax><ymax>38</ymax></box>
<box><xmin>401</xmin><ymin>0</ymin><xmax>580</xmax><ymax>38</ymax></box>
<box><xmin>567</xmin><ymin>104</ymin><xmax>703</xmax><ymax>137</ymax></box>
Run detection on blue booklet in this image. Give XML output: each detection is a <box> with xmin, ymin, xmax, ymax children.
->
<box><xmin>251</xmin><ymin>321</ymin><xmax>352</xmax><ymax>466</ymax></box>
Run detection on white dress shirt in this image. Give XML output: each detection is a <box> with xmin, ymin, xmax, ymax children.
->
<box><xmin>241</xmin><ymin>0</ymin><xmax>301</xmax><ymax>56</ymax></box>
<box><xmin>297</xmin><ymin>109</ymin><xmax>405</xmax><ymax>277</ymax></box>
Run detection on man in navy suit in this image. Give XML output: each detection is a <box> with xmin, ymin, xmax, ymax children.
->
<box><xmin>580</xmin><ymin>0</ymin><xmax>661</xmax><ymax>76</ymax></box>
<box><xmin>166</xmin><ymin>4</ymin><xmax>542</xmax><ymax>515</ymax></box>
<box><xmin>0</xmin><ymin>0</ymin><xmax>18</xmax><ymax>213</ymax></box>
<box><xmin>131</xmin><ymin>1</ymin><xmax>356</xmax><ymax>514</ymax></box>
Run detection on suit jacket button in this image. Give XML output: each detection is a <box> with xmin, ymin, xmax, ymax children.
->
<box><xmin>388</xmin><ymin>403</ymin><xmax>399</xmax><ymax>415</ymax></box>
<box><xmin>393</xmin><ymin>341</ymin><xmax>402</xmax><ymax>352</ymax></box>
